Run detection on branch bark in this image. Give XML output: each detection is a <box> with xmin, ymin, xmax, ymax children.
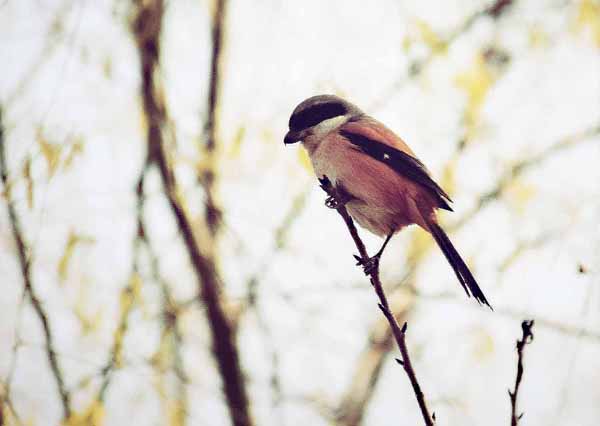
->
<box><xmin>509</xmin><ymin>320</ymin><xmax>534</xmax><ymax>426</ymax></box>
<box><xmin>335</xmin><ymin>289</ymin><xmax>414</xmax><ymax>426</ymax></box>
<box><xmin>201</xmin><ymin>0</ymin><xmax>227</xmax><ymax>235</ymax></box>
<box><xmin>130</xmin><ymin>2</ymin><xmax>253</xmax><ymax>425</ymax></box>
<box><xmin>0</xmin><ymin>108</ymin><xmax>71</xmax><ymax>419</ymax></box>
<box><xmin>319</xmin><ymin>178</ymin><xmax>435</xmax><ymax>426</ymax></box>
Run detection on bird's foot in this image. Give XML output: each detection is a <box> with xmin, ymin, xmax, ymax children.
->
<box><xmin>319</xmin><ymin>176</ymin><xmax>351</xmax><ymax>209</ymax></box>
<box><xmin>318</xmin><ymin>176</ymin><xmax>333</xmax><ymax>193</ymax></box>
<box><xmin>354</xmin><ymin>254</ymin><xmax>381</xmax><ymax>276</ymax></box>
<box><xmin>319</xmin><ymin>176</ymin><xmax>352</xmax><ymax>210</ymax></box>
<box><xmin>325</xmin><ymin>194</ymin><xmax>346</xmax><ymax>209</ymax></box>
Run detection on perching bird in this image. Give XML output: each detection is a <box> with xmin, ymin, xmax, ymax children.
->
<box><xmin>284</xmin><ymin>94</ymin><xmax>491</xmax><ymax>308</ymax></box>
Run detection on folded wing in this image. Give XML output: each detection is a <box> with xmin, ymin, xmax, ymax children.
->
<box><xmin>339</xmin><ymin>128</ymin><xmax>453</xmax><ymax>211</ymax></box>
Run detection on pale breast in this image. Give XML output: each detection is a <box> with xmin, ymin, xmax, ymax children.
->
<box><xmin>306</xmin><ymin>134</ymin><xmax>424</xmax><ymax>236</ymax></box>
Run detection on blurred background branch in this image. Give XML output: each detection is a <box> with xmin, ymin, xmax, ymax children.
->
<box><xmin>130</xmin><ymin>0</ymin><xmax>252</xmax><ymax>425</ymax></box>
<box><xmin>0</xmin><ymin>107</ymin><xmax>72</xmax><ymax>420</ymax></box>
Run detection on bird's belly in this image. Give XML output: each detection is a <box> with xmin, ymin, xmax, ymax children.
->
<box><xmin>308</xmin><ymin>140</ymin><xmax>423</xmax><ymax>237</ymax></box>
<box><xmin>312</xmin><ymin>156</ymin><xmax>339</xmax><ymax>185</ymax></box>
<box><xmin>346</xmin><ymin>201</ymin><xmax>410</xmax><ymax>237</ymax></box>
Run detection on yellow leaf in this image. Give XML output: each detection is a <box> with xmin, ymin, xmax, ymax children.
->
<box><xmin>415</xmin><ymin>19</ymin><xmax>447</xmax><ymax>54</ymax></box>
<box><xmin>401</xmin><ymin>35</ymin><xmax>413</xmax><ymax>52</ymax></box>
<box><xmin>113</xmin><ymin>272</ymin><xmax>142</xmax><ymax>362</ymax></box>
<box><xmin>576</xmin><ymin>0</ymin><xmax>600</xmax><ymax>46</ymax></box>
<box><xmin>440</xmin><ymin>156</ymin><xmax>457</xmax><ymax>198</ymax></box>
<box><xmin>112</xmin><ymin>273</ymin><xmax>141</xmax><ymax>367</ymax></box>
<box><xmin>167</xmin><ymin>400</ymin><xmax>186</xmax><ymax>426</ymax></box>
<box><xmin>455</xmin><ymin>53</ymin><xmax>494</xmax><ymax>139</ymax></box>
<box><xmin>63</xmin><ymin>138</ymin><xmax>84</xmax><ymax>170</ymax></box>
<box><xmin>1</xmin><ymin>176</ymin><xmax>12</xmax><ymax>200</ymax></box>
<box><xmin>0</xmin><ymin>399</ymin><xmax>24</xmax><ymax>426</ymax></box>
<box><xmin>296</xmin><ymin>148</ymin><xmax>313</xmax><ymax>174</ymax></box>
<box><xmin>22</xmin><ymin>156</ymin><xmax>34</xmax><ymax>209</ymax></box>
<box><xmin>120</xmin><ymin>273</ymin><xmax>141</xmax><ymax>314</ymax></box>
<box><xmin>228</xmin><ymin>126</ymin><xmax>245</xmax><ymax>158</ymax></box>
<box><xmin>37</xmin><ymin>129</ymin><xmax>61</xmax><ymax>176</ymax></box>
<box><xmin>528</xmin><ymin>25</ymin><xmax>549</xmax><ymax>48</ymax></box>
<box><xmin>260</xmin><ymin>128</ymin><xmax>275</xmax><ymax>145</ymax></box>
<box><xmin>58</xmin><ymin>231</ymin><xmax>95</xmax><ymax>283</ymax></box>
<box><xmin>76</xmin><ymin>308</ymin><xmax>103</xmax><ymax>335</ymax></box>
<box><xmin>138</xmin><ymin>104</ymin><xmax>148</xmax><ymax>135</ymax></box>
<box><xmin>406</xmin><ymin>228</ymin><xmax>434</xmax><ymax>265</ymax></box>
<box><xmin>150</xmin><ymin>335</ymin><xmax>171</xmax><ymax>372</ymax></box>
<box><xmin>472</xmin><ymin>329</ymin><xmax>495</xmax><ymax>360</ymax></box>
<box><xmin>505</xmin><ymin>180</ymin><xmax>536</xmax><ymax>214</ymax></box>
<box><xmin>63</xmin><ymin>399</ymin><xmax>104</xmax><ymax>426</ymax></box>
<box><xmin>102</xmin><ymin>57</ymin><xmax>112</xmax><ymax>79</ymax></box>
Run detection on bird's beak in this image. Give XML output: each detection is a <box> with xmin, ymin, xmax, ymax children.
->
<box><xmin>284</xmin><ymin>130</ymin><xmax>302</xmax><ymax>145</ymax></box>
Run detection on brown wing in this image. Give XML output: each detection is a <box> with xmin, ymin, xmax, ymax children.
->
<box><xmin>339</xmin><ymin>120</ymin><xmax>452</xmax><ymax>211</ymax></box>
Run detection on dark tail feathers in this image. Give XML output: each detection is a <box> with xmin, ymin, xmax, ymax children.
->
<box><xmin>428</xmin><ymin>222</ymin><xmax>492</xmax><ymax>309</ymax></box>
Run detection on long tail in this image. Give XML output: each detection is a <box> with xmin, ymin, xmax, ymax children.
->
<box><xmin>427</xmin><ymin>219</ymin><xmax>492</xmax><ymax>309</ymax></box>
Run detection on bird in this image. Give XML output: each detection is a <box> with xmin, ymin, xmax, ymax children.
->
<box><xmin>284</xmin><ymin>94</ymin><xmax>491</xmax><ymax>308</ymax></box>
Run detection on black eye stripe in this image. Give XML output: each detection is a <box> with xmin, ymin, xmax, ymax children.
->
<box><xmin>289</xmin><ymin>102</ymin><xmax>347</xmax><ymax>131</ymax></box>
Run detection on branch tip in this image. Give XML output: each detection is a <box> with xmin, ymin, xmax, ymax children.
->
<box><xmin>509</xmin><ymin>319</ymin><xmax>535</xmax><ymax>426</ymax></box>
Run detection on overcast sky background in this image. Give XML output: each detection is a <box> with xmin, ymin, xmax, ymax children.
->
<box><xmin>1</xmin><ymin>1</ymin><xmax>600</xmax><ymax>425</ymax></box>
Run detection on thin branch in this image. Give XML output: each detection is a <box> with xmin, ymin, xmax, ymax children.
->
<box><xmin>239</xmin><ymin>188</ymin><xmax>310</xmax><ymax>424</ymax></box>
<box><xmin>416</xmin><ymin>290</ymin><xmax>600</xmax><ymax>342</ymax></box>
<box><xmin>246</xmin><ymin>187</ymin><xmax>311</xmax><ymax>305</ymax></box>
<box><xmin>137</xmin><ymin>162</ymin><xmax>190</xmax><ymax>415</ymax></box>
<box><xmin>319</xmin><ymin>177</ymin><xmax>434</xmax><ymax>426</ymax></box>
<box><xmin>451</xmin><ymin>123</ymin><xmax>600</xmax><ymax>231</ymax></box>
<box><xmin>335</xmin><ymin>289</ymin><xmax>414</xmax><ymax>426</ymax></box>
<box><xmin>201</xmin><ymin>0</ymin><xmax>228</xmax><ymax>235</ymax></box>
<box><xmin>0</xmin><ymin>108</ymin><xmax>72</xmax><ymax>419</ymax></box>
<box><xmin>3</xmin><ymin>0</ymin><xmax>74</xmax><ymax>107</ymax></box>
<box><xmin>370</xmin><ymin>0</ymin><xmax>515</xmax><ymax>112</ymax></box>
<box><xmin>1</xmin><ymin>280</ymin><xmax>27</xmax><ymax>426</ymax></box>
<box><xmin>97</xmin><ymin>275</ymin><xmax>137</xmax><ymax>402</ymax></box>
<box><xmin>509</xmin><ymin>320</ymin><xmax>535</xmax><ymax>426</ymax></box>
<box><xmin>130</xmin><ymin>2</ymin><xmax>253</xmax><ymax>426</ymax></box>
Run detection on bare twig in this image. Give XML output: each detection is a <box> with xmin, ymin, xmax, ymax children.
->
<box><xmin>509</xmin><ymin>320</ymin><xmax>535</xmax><ymax>426</ymax></box>
<box><xmin>239</xmin><ymin>188</ymin><xmax>310</xmax><ymax>423</ymax></box>
<box><xmin>319</xmin><ymin>177</ymin><xmax>434</xmax><ymax>426</ymax></box>
<box><xmin>137</xmin><ymin>162</ymin><xmax>189</xmax><ymax>414</ymax></box>
<box><xmin>452</xmin><ymin>123</ymin><xmax>600</xmax><ymax>231</ymax></box>
<box><xmin>97</xmin><ymin>274</ymin><xmax>137</xmax><ymax>402</ymax></box>
<box><xmin>201</xmin><ymin>0</ymin><xmax>228</xmax><ymax>235</ymax></box>
<box><xmin>335</xmin><ymin>289</ymin><xmax>414</xmax><ymax>426</ymax></box>
<box><xmin>370</xmin><ymin>0</ymin><xmax>516</xmax><ymax>112</ymax></box>
<box><xmin>0</xmin><ymin>108</ymin><xmax>72</xmax><ymax>419</ymax></box>
<box><xmin>3</xmin><ymin>0</ymin><xmax>74</xmax><ymax>107</ymax></box>
<box><xmin>130</xmin><ymin>2</ymin><xmax>252</xmax><ymax>425</ymax></box>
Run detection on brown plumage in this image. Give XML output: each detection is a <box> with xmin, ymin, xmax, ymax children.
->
<box><xmin>284</xmin><ymin>94</ymin><xmax>491</xmax><ymax>308</ymax></box>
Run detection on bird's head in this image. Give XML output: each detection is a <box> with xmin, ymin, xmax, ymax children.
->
<box><xmin>283</xmin><ymin>95</ymin><xmax>363</xmax><ymax>148</ymax></box>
